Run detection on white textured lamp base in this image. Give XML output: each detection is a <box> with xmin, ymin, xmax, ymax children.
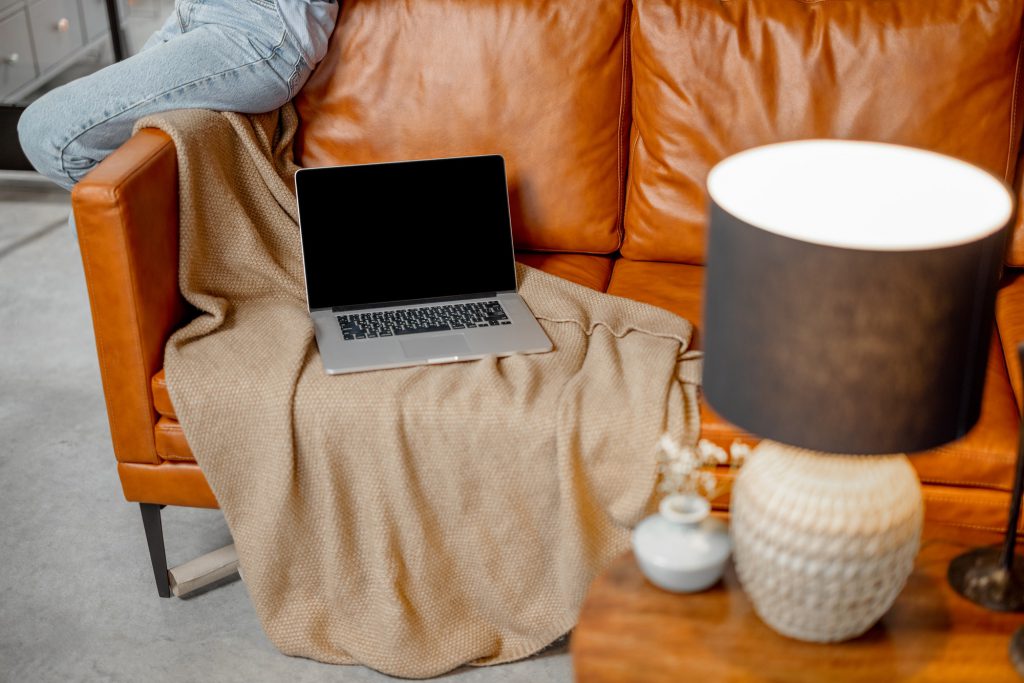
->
<box><xmin>731</xmin><ymin>441</ymin><xmax>924</xmax><ymax>642</ymax></box>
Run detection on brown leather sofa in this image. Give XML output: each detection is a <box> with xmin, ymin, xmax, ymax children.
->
<box><xmin>71</xmin><ymin>0</ymin><xmax>1024</xmax><ymax>597</ymax></box>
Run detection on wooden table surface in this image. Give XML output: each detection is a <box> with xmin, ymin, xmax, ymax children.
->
<box><xmin>572</xmin><ymin>526</ymin><xmax>1024</xmax><ymax>682</ymax></box>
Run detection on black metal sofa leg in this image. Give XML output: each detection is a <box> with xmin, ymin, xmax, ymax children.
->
<box><xmin>139</xmin><ymin>503</ymin><xmax>171</xmax><ymax>598</ymax></box>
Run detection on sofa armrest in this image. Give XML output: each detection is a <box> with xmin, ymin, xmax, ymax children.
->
<box><xmin>71</xmin><ymin>129</ymin><xmax>187</xmax><ymax>465</ymax></box>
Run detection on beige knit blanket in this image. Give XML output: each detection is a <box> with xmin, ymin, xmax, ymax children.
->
<box><xmin>146</xmin><ymin>105</ymin><xmax>701</xmax><ymax>678</ymax></box>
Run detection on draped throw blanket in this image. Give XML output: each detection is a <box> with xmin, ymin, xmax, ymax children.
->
<box><xmin>145</xmin><ymin>105</ymin><xmax>701</xmax><ymax>678</ymax></box>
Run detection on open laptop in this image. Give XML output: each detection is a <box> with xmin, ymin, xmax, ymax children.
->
<box><xmin>295</xmin><ymin>154</ymin><xmax>553</xmax><ymax>375</ymax></box>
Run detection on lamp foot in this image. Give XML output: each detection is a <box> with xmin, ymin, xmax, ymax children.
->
<box><xmin>1011</xmin><ymin>626</ymin><xmax>1024</xmax><ymax>677</ymax></box>
<box><xmin>948</xmin><ymin>546</ymin><xmax>1024</xmax><ymax>612</ymax></box>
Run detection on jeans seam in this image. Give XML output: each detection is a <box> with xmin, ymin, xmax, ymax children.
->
<box><xmin>250</xmin><ymin>19</ymin><xmax>289</xmax><ymax>62</ymax></box>
<box><xmin>288</xmin><ymin>52</ymin><xmax>308</xmax><ymax>95</ymax></box>
<box><xmin>57</xmin><ymin>52</ymin><xmax>275</xmax><ymax>183</ymax></box>
<box><xmin>177</xmin><ymin>0</ymin><xmax>199</xmax><ymax>31</ymax></box>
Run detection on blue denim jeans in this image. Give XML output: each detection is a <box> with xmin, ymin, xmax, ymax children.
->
<box><xmin>18</xmin><ymin>0</ymin><xmax>311</xmax><ymax>190</ymax></box>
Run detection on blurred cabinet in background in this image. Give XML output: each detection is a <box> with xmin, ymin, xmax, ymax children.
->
<box><xmin>0</xmin><ymin>8</ymin><xmax>36</xmax><ymax>99</ymax></box>
<box><xmin>1</xmin><ymin>0</ymin><xmax>173</xmax><ymax>102</ymax></box>
<box><xmin>1</xmin><ymin>0</ymin><xmax>169</xmax><ymax>171</ymax></box>
<box><xmin>1</xmin><ymin>0</ymin><xmax>128</xmax><ymax>102</ymax></box>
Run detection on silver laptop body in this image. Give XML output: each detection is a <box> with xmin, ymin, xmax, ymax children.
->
<box><xmin>295</xmin><ymin>155</ymin><xmax>553</xmax><ymax>375</ymax></box>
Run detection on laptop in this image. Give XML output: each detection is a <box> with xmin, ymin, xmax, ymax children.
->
<box><xmin>295</xmin><ymin>154</ymin><xmax>553</xmax><ymax>375</ymax></box>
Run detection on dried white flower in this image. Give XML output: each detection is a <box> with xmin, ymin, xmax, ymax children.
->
<box><xmin>659</xmin><ymin>433</ymin><xmax>684</xmax><ymax>460</ymax></box>
<box><xmin>730</xmin><ymin>440</ymin><xmax>752</xmax><ymax>465</ymax></box>
<box><xmin>657</xmin><ymin>433</ymin><xmax>750</xmax><ymax>503</ymax></box>
<box><xmin>698</xmin><ymin>438</ymin><xmax>729</xmax><ymax>464</ymax></box>
<box><xmin>699</xmin><ymin>471</ymin><xmax>718</xmax><ymax>498</ymax></box>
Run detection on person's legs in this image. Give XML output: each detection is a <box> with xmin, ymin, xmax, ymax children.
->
<box><xmin>18</xmin><ymin>0</ymin><xmax>310</xmax><ymax>189</ymax></box>
<box><xmin>138</xmin><ymin>7</ymin><xmax>185</xmax><ymax>53</ymax></box>
<box><xmin>65</xmin><ymin>12</ymin><xmax>184</xmax><ymax>229</ymax></box>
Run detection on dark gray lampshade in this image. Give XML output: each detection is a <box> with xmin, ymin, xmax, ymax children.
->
<box><xmin>702</xmin><ymin>140</ymin><xmax>1014</xmax><ymax>455</ymax></box>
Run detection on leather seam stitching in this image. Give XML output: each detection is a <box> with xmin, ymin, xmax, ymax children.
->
<box><xmin>932</xmin><ymin>521</ymin><xmax>1020</xmax><ymax>532</ymax></box>
<box><xmin>623</xmin><ymin>125</ymin><xmax>641</xmax><ymax>257</ymax></box>
<box><xmin>1006</xmin><ymin>26</ymin><xmax>1024</xmax><ymax>179</ymax></box>
<box><xmin>920</xmin><ymin>480</ymin><xmax>1012</xmax><ymax>491</ymax></box>
<box><xmin>995</xmin><ymin>314</ymin><xmax>1024</xmax><ymax>415</ymax></box>
<box><xmin>621</xmin><ymin>1</ymin><xmax>641</xmax><ymax>260</ymax></box>
<box><xmin>114</xmin><ymin>132</ymin><xmax>174</xmax><ymax>463</ymax></box>
<box><xmin>78</xmin><ymin>233</ymin><xmax>119</xmax><ymax>450</ymax></box>
<box><xmin>614</xmin><ymin>0</ymin><xmax>632</xmax><ymax>252</ymax></box>
<box><xmin>926</xmin><ymin>493</ymin><xmax>1011</xmax><ymax>504</ymax></box>
<box><xmin>925</xmin><ymin>449</ymin><xmax>1017</xmax><ymax>464</ymax></box>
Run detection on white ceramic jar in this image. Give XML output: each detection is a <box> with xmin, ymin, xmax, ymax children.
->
<box><xmin>631</xmin><ymin>494</ymin><xmax>731</xmax><ymax>593</ymax></box>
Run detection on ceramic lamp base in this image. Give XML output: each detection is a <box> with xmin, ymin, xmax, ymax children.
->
<box><xmin>731</xmin><ymin>441</ymin><xmax>924</xmax><ymax>642</ymax></box>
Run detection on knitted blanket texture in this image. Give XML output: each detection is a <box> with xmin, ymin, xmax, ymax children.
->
<box><xmin>144</xmin><ymin>105</ymin><xmax>700</xmax><ymax>677</ymax></box>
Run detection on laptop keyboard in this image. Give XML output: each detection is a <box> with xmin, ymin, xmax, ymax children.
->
<box><xmin>337</xmin><ymin>301</ymin><xmax>511</xmax><ymax>340</ymax></box>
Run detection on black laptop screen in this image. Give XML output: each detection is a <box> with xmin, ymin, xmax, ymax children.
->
<box><xmin>296</xmin><ymin>155</ymin><xmax>518</xmax><ymax>311</ymax></box>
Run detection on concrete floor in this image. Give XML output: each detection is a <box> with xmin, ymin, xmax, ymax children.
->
<box><xmin>0</xmin><ymin>183</ymin><xmax>572</xmax><ymax>682</ymax></box>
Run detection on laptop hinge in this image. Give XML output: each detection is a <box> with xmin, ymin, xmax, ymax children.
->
<box><xmin>328</xmin><ymin>292</ymin><xmax>502</xmax><ymax>313</ymax></box>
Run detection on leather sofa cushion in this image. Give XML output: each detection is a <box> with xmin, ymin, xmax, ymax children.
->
<box><xmin>154</xmin><ymin>416</ymin><xmax>194</xmax><ymax>462</ymax></box>
<box><xmin>295</xmin><ymin>0</ymin><xmax>632</xmax><ymax>254</ymax></box>
<box><xmin>152</xmin><ymin>369</ymin><xmax>174</xmax><ymax>419</ymax></box>
<box><xmin>607</xmin><ymin>259</ymin><xmax>705</xmax><ymax>347</ymax></box>
<box><xmin>623</xmin><ymin>0</ymin><xmax>1024</xmax><ymax>264</ymax></box>
<box><xmin>608</xmin><ymin>258</ymin><xmax>1021</xmax><ymax>493</ymax></box>
<box><xmin>516</xmin><ymin>252</ymin><xmax>614</xmax><ymax>293</ymax></box>
<box><xmin>117</xmin><ymin>462</ymin><xmax>218</xmax><ymax>509</ymax></box>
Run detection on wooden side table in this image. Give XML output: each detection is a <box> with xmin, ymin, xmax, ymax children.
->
<box><xmin>572</xmin><ymin>526</ymin><xmax>1024</xmax><ymax>682</ymax></box>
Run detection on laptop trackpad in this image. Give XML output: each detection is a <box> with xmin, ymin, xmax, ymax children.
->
<box><xmin>400</xmin><ymin>335</ymin><xmax>471</xmax><ymax>360</ymax></box>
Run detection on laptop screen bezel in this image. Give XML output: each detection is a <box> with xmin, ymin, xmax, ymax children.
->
<box><xmin>295</xmin><ymin>154</ymin><xmax>520</xmax><ymax>313</ymax></box>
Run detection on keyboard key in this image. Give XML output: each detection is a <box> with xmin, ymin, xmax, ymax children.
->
<box><xmin>500</xmin><ymin>321</ymin><xmax>511</xmax><ymax>325</ymax></box>
<box><xmin>396</xmin><ymin>325</ymin><xmax>451</xmax><ymax>335</ymax></box>
<box><xmin>339</xmin><ymin>302</ymin><xmax>509</xmax><ymax>338</ymax></box>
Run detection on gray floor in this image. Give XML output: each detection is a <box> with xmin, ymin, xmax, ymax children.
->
<box><xmin>0</xmin><ymin>183</ymin><xmax>571</xmax><ymax>682</ymax></box>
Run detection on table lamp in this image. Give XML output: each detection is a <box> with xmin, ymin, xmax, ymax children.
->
<box><xmin>702</xmin><ymin>139</ymin><xmax>1013</xmax><ymax>642</ymax></box>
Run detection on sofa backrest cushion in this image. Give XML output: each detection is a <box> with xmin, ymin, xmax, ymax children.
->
<box><xmin>295</xmin><ymin>0</ymin><xmax>632</xmax><ymax>254</ymax></box>
<box><xmin>623</xmin><ymin>0</ymin><xmax>1024</xmax><ymax>265</ymax></box>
